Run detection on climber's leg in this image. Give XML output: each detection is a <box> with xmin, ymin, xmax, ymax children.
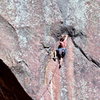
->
<box><xmin>59</xmin><ymin>48</ymin><xmax>67</xmax><ymax>69</ymax></box>
<box><xmin>56</xmin><ymin>49</ymin><xmax>62</xmax><ymax>68</ymax></box>
<box><xmin>53</xmin><ymin>51</ymin><xmax>57</xmax><ymax>61</ymax></box>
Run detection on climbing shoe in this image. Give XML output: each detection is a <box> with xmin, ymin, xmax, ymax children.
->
<box><xmin>59</xmin><ymin>65</ymin><xmax>61</xmax><ymax>69</ymax></box>
<box><xmin>53</xmin><ymin>57</ymin><xmax>56</xmax><ymax>61</ymax></box>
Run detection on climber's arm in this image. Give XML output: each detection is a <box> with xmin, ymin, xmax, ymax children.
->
<box><xmin>64</xmin><ymin>35</ymin><xmax>68</xmax><ymax>42</ymax></box>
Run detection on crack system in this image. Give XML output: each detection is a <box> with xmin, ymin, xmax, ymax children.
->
<box><xmin>71</xmin><ymin>34</ymin><xmax>100</xmax><ymax>68</ymax></box>
<box><xmin>56</xmin><ymin>25</ymin><xmax>100</xmax><ymax>68</ymax></box>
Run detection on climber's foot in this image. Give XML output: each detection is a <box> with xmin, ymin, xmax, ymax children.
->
<box><xmin>53</xmin><ymin>58</ymin><xmax>56</xmax><ymax>61</ymax></box>
<box><xmin>59</xmin><ymin>65</ymin><xmax>61</xmax><ymax>69</ymax></box>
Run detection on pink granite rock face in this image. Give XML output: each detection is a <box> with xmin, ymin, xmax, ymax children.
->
<box><xmin>0</xmin><ymin>0</ymin><xmax>100</xmax><ymax>100</ymax></box>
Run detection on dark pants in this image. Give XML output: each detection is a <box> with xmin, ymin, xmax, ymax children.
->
<box><xmin>56</xmin><ymin>48</ymin><xmax>66</xmax><ymax>60</ymax></box>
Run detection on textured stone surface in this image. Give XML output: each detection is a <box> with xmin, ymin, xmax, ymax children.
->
<box><xmin>0</xmin><ymin>0</ymin><xmax>100</xmax><ymax>100</ymax></box>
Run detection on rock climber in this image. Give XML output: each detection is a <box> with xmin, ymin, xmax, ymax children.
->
<box><xmin>53</xmin><ymin>34</ymin><xmax>68</xmax><ymax>69</ymax></box>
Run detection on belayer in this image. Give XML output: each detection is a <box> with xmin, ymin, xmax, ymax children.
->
<box><xmin>53</xmin><ymin>34</ymin><xmax>68</xmax><ymax>69</ymax></box>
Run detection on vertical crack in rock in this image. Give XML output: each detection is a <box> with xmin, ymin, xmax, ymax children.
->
<box><xmin>7</xmin><ymin>21</ymin><xmax>16</xmax><ymax>32</ymax></box>
<box><xmin>71</xmin><ymin>34</ymin><xmax>100</xmax><ymax>68</ymax></box>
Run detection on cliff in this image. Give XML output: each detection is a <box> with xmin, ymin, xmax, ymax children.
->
<box><xmin>0</xmin><ymin>0</ymin><xmax>100</xmax><ymax>100</ymax></box>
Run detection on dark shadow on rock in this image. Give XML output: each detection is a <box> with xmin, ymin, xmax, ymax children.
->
<box><xmin>50</xmin><ymin>21</ymin><xmax>86</xmax><ymax>41</ymax></box>
<box><xmin>0</xmin><ymin>59</ymin><xmax>33</xmax><ymax>100</ymax></box>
